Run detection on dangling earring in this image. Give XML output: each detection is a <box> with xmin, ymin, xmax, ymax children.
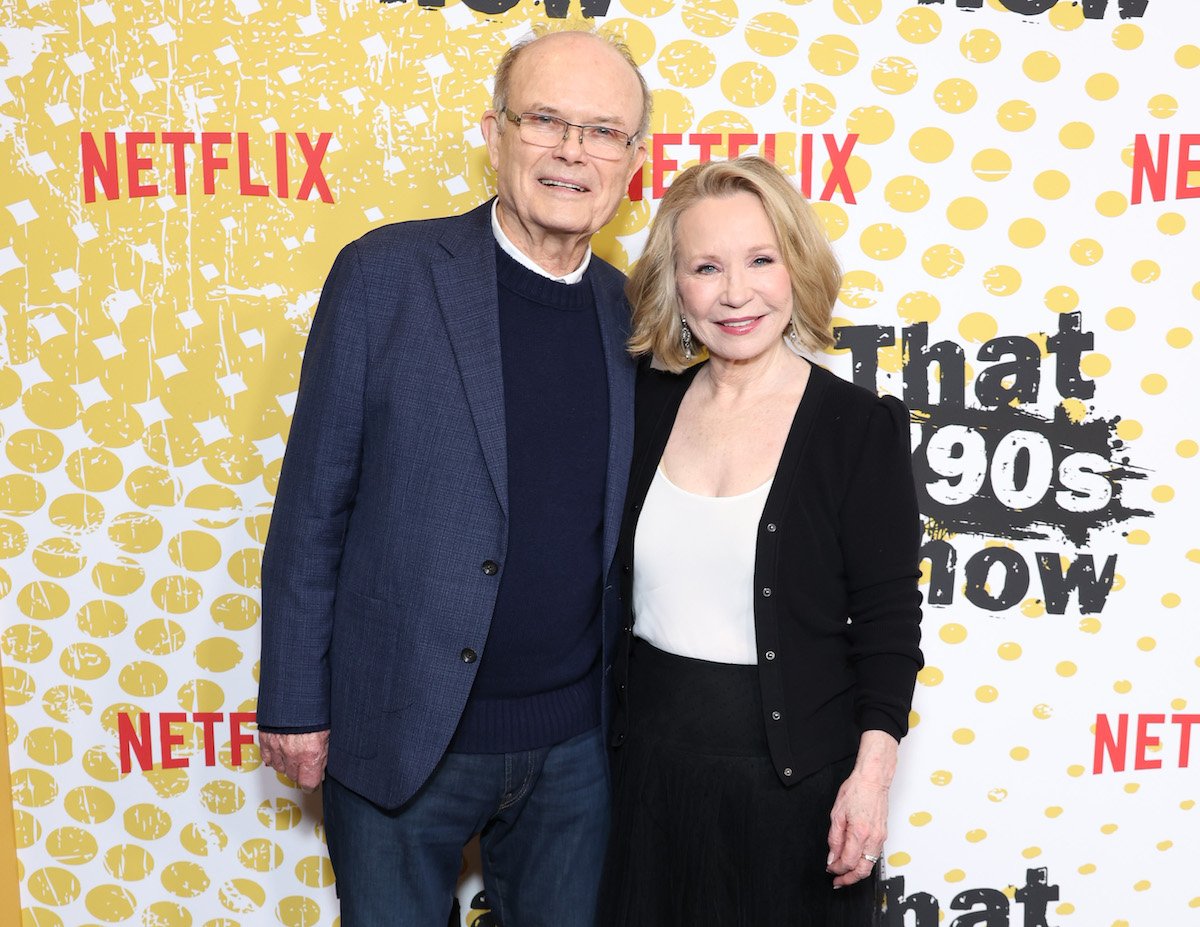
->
<box><xmin>785</xmin><ymin>321</ymin><xmax>804</xmax><ymax>356</ymax></box>
<box><xmin>680</xmin><ymin>315</ymin><xmax>694</xmax><ymax>361</ymax></box>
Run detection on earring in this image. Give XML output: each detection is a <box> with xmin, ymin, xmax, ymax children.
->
<box><xmin>785</xmin><ymin>321</ymin><xmax>804</xmax><ymax>356</ymax></box>
<box><xmin>680</xmin><ymin>315</ymin><xmax>694</xmax><ymax>361</ymax></box>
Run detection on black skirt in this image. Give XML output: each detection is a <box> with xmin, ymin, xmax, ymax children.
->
<box><xmin>598</xmin><ymin>640</ymin><xmax>878</xmax><ymax>927</ymax></box>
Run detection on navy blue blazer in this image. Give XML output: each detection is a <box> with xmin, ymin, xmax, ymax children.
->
<box><xmin>258</xmin><ymin>201</ymin><xmax>636</xmax><ymax>809</ymax></box>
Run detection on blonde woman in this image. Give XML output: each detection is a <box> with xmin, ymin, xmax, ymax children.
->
<box><xmin>599</xmin><ymin>157</ymin><xmax>923</xmax><ymax>926</ymax></box>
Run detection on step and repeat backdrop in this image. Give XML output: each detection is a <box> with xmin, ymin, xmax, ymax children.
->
<box><xmin>1</xmin><ymin>0</ymin><xmax>1197</xmax><ymax>924</ymax></box>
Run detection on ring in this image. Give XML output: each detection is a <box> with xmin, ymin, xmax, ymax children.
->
<box><xmin>862</xmin><ymin>853</ymin><xmax>880</xmax><ymax>863</ymax></box>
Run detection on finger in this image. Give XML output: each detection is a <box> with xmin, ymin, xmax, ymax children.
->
<box><xmin>837</xmin><ymin>826</ymin><xmax>866</xmax><ymax>875</ymax></box>
<box><xmin>826</xmin><ymin>816</ymin><xmax>846</xmax><ymax>869</ymax></box>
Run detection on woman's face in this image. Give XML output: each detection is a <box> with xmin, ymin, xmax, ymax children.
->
<box><xmin>674</xmin><ymin>191</ymin><xmax>795</xmax><ymax>364</ymax></box>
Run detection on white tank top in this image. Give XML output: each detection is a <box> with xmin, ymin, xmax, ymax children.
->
<box><xmin>632</xmin><ymin>466</ymin><xmax>772</xmax><ymax>665</ymax></box>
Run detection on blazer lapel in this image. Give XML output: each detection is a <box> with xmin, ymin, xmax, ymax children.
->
<box><xmin>593</xmin><ymin>277</ymin><xmax>636</xmax><ymax>571</ymax></box>
<box><xmin>432</xmin><ymin>204</ymin><xmax>508</xmax><ymax>516</ymax></box>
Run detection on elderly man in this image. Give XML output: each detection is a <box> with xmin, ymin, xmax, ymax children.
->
<box><xmin>255</xmin><ymin>28</ymin><xmax>649</xmax><ymax>927</ymax></box>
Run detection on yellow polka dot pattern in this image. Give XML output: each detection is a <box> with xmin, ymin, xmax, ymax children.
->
<box><xmin>1</xmin><ymin>0</ymin><xmax>1196</xmax><ymax>924</ymax></box>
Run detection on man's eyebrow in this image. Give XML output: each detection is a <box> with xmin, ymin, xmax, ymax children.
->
<box><xmin>524</xmin><ymin>104</ymin><xmax>627</xmax><ymax>127</ymax></box>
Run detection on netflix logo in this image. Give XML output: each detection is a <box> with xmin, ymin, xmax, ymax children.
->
<box><xmin>1093</xmin><ymin>712</ymin><xmax>1200</xmax><ymax>773</ymax></box>
<box><xmin>1130</xmin><ymin>134</ymin><xmax>1200</xmax><ymax>204</ymax></box>
<box><xmin>80</xmin><ymin>131</ymin><xmax>335</xmax><ymax>204</ymax></box>
<box><xmin>629</xmin><ymin>132</ymin><xmax>859</xmax><ymax>204</ymax></box>
<box><xmin>118</xmin><ymin>710</ymin><xmax>257</xmax><ymax>773</ymax></box>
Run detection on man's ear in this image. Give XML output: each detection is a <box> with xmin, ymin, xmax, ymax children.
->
<box><xmin>481</xmin><ymin>111</ymin><xmax>502</xmax><ymax>171</ymax></box>
<box><xmin>627</xmin><ymin>139</ymin><xmax>648</xmax><ymax>189</ymax></box>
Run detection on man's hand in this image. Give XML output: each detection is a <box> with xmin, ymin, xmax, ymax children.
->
<box><xmin>258</xmin><ymin>730</ymin><xmax>330</xmax><ymax>792</ymax></box>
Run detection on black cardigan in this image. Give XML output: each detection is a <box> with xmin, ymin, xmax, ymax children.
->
<box><xmin>611</xmin><ymin>360</ymin><xmax>924</xmax><ymax>786</ymax></box>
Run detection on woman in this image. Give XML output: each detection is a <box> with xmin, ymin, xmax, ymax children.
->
<box><xmin>599</xmin><ymin>157</ymin><xmax>923</xmax><ymax>926</ymax></box>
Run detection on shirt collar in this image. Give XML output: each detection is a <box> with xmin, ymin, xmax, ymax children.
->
<box><xmin>490</xmin><ymin>200</ymin><xmax>591</xmax><ymax>285</ymax></box>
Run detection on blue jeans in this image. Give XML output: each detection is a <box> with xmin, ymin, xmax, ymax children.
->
<box><xmin>322</xmin><ymin>726</ymin><xmax>610</xmax><ymax>927</ymax></box>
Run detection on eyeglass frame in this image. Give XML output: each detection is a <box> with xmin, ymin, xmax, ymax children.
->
<box><xmin>500</xmin><ymin>107</ymin><xmax>638</xmax><ymax>159</ymax></box>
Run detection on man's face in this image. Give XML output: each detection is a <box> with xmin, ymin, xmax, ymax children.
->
<box><xmin>482</xmin><ymin>34</ymin><xmax>647</xmax><ymax>246</ymax></box>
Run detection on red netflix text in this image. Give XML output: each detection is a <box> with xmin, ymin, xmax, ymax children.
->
<box><xmin>80</xmin><ymin>131</ymin><xmax>335</xmax><ymax>204</ymax></box>
<box><xmin>628</xmin><ymin>133</ymin><xmax>859</xmax><ymax>204</ymax></box>
<box><xmin>118</xmin><ymin>710</ymin><xmax>257</xmax><ymax>773</ymax></box>
<box><xmin>1130</xmin><ymin>134</ymin><xmax>1200</xmax><ymax>204</ymax></box>
<box><xmin>1093</xmin><ymin>712</ymin><xmax>1200</xmax><ymax>773</ymax></box>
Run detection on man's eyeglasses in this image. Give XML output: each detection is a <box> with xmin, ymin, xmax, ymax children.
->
<box><xmin>502</xmin><ymin>108</ymin><xmax>636</xmax><ymax>161</ymax></box>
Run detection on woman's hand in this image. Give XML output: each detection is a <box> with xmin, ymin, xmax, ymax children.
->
<box><xmin>826</xmin><ymin>730</ymin><xmax>899</xmax><ymax>887</ymax></box>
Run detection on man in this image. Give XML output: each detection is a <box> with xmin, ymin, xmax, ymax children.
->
<box><xmin>256</xmin><ymin>28</ymin><xmax>650</xmax><ymax>927</ymax></box>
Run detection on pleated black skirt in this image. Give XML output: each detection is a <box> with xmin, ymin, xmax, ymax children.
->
<box><xmin>598</xmin><ymin>640</ymin><xmax>878</xmax><ymax>927</ymax></box>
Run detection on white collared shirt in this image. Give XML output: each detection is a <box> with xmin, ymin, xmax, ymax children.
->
<box><xmin>490</xmin><ymin>200</ymin><xmax>591</xmax><ymax>284</ymax></box>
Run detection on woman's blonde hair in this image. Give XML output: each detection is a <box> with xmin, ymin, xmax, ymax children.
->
<box><xmin>627</xmin><ymin>156</ymin><xmax>841</xmax><ymax>373</ymax></box>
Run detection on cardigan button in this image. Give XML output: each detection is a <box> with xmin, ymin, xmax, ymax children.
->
<box><xmin>766</xmin><ymin>523</ymin><xmax>777</xmax><ymax>533</ymax></box>
<box><xmin>771</xmin><ymin>711</ymin><xmax>781</xmax><ymax>721</ymax></box>
<box><xmin>783</xmin><ymin>767</ymin><xmax>793</xmax><ymax>777</ymax></box>
<box><xmin>764</xmin><ymin>650</ymin><xmax>776</xmax><ymax>661</ymax></box>
<box><xmin>762</xmin><ymin>587</ymin><xmax>772</xmax><ymax>597</ymax></box>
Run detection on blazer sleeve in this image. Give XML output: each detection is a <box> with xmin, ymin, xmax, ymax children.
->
<box><xmin>257</xmin><ymin>241</ymin><xmax>368</xmax><ymax>730</ymax></box>
<box><xmin>838</xmin><ymin>395</ymin><xmax>924</xmax><ymax>741</ymax></box>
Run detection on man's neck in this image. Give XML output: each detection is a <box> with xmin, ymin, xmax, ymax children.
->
<box><xmin>494</xmin><ymin>201</ymin><xmax>591</xmax><ymax>278</ymax></box>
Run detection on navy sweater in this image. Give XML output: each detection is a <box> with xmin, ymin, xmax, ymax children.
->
<box><xmin>448</xmin><ymin>246</ymin><xmax>609</xmax><ymax>753</ymax></box>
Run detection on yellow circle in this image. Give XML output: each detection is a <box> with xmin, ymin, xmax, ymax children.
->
<box><xmin>118</xmin><ymin>661</ymin><xmax>169</xmax><ymax>697</ymax></box>
<box><xmin>28</xmin><ymin>867</ymin><xmax>82</xmax><ymax>906</ymax></box>
<box><xmin>1056</xmin><ymin>661</ymin><xmax>1077</xmax><ymax>677</ymax></box>
<box><xmin>998</xmin><ymin>642</ymin><xmax>1022</xmax><ymax>661</ymax></box>
<box><xmin>1177</xmin><ymin>44</ymin><xmax>1200</xmax><ymax>68</ymax></box>
<box><xmin>934</xmin><ymin>78</ymin><xmax>977</xmax><ymax>114</ymax></box>
<box><xmin>85</xmin><ymin>884</ymin><xmax>137</xmax><ymax>921</ymax></box>
<box><xmin>975</xmin><ymin>685</ymin><xmax>998</xmax><ymax>703</ymax></box>
<box><xmin>103</xmin><ymin>843</ymin><xmax>155</xmax><ymax>881</ymax></box>
<box><xmin>24</xmin><ymin>727</ymin><xmax>73</xmax><ymax>765</ymax></box>
<box><xmin>1080</xmin><ymin>354</ymin><xmax>1110</xmax><ymax>377</ymax></box>
<box><xmin>0</xmin><ymin>518</ymin><xmax>28</xmax><ymax>559</ymax></box>
<box><xmin>295</xmin><ymin>855</ymin><xmax>336</xmax><ymax>889</ymax></box>
<box><xmin>3</xmin><ymin>624</ymin><xmax>53</xmax><ymax>663</ymax></box>
<box><xmin>19</xmin><ymin>581</ymin><xmax>71</xmax><ymax>620</ymax></box>
<box><xmin>1022</xmin><ymin>51</ymin><xmax>1059</xmax><ymax>82</ymax></box>
<box><xmin>909</xmin><ymin>810</ymin><xmax>932</xmax><ymax>826</ymax></box>
<box><xmin>872</xmin><ymin>56</ymin><xmax>918</xmax><ymax>94</ymax></box>
<box><xmin>1178</xmin><ymin>440</ymin><xmax>1198</xmax><ymax>458</ymax></box>
<box><xmin>930</xmin><ymin>769</ymin><xmax>952</xmax><ymax>786</ymax></box>
<box><xmin>180</xmin><ymin>821</ymin><xmax>229</xmax><ymax>856</ymax></box>
<box><xmin>971</xmin><ymin>149</ymin><xmax>1011</xmax><ymax>182</ymax></box>
<box><xmin>0</xmin><ymin>474</ymin><xmax>47</xmax><ymax>517</ymax></box>
<box><xmin>657</xmin><ymin>40</ymin><xmax>716</xmax><ymax>89</ymax></box>
<box><xmin>211</xmin><ymin>593</ymin><xmax>261</xmax><ymax>631</ymax></box>
<box><xmin>1158</xmin><ymin>213</ymin><xmax>1186</xmax><ymax>236</ymax></box>
<box><xmin>839</xmin><ymin>270</ymin><xmax>883</xmax><ymax>309</ymax></box>
<box><xmin>1163</xmin><ymin>593</ymin><xmax>1181</xmax><ymax>608</ymax></box>
<box><xmin>77</xmin><ymin>600</ymin><xmax>127</xmax><ymax>638</ymax></box>
<box><xmin>896</xmin><ymin>6</ymin><xmax>941</xmax><ymax>44</ymax></box>
<box><xmin>65</xmin><ymin>785</ymin><xmax>115</xmax><ymax>824</ymax></box>
<box><xmin>162</xmin><ymin>860</ymin><xmax>211</xmax><ymax>897</ymax></box>
<box><xmin>168</xmin><ymin>531</ymin><xmax>222</xmax><ymax>572</ymax></box>
<box><xmin>997</xmin><ymin>100</ymin><xmax>1036</xmax><ymax>132</ymax></box>
<box><xmin>1132</xmin><ymin>259</ymin><xmax>1161</xmax><ymax>283</ymax></box>
<box><xmin>1112</xmin><ymin>23</ymin><xmax>1143</xmax><ymax>50</ymax></box>
<box><xmin>744</xmin><ymin>12</ymin><xmax>797</xmax><ymax>55</ymax></box>
<box><xmin>959</xmin><ymin>312</ymin><xmax>998</xmax><ymax>343</ymax></box>
<box><xmin>1086</xmin><ymin>73</ymin><xmax>1119</xmax><ymax>101</ymax></box>
<box><xmin>1033</xmin><ymin>703</ymin><xmax>1053</xmax><ymax>720</ymax></box>
<box><xmin>960</xmin><ymin>29</ymin><xmax>1000</xmax><ymax>64</ymax></box>
<box><xmin>917</xmin><ymin>666</ymin><xmax>943</xmax><ymax>687</ymax></box>
<box><xmin>1009</xmin><ymin>219</ymin><xmax>1046</xmax><ymax>249</ymax></box>
<box><xmin>1105</xmin><ymin>307</ymin><xmax>1135</xmax><ymax>330</ymax></box>
<box><xmin>1167</xmin><ymin>327</ymin><xmax>1193</xmax><ymax>348</ymax></box>
<box><xmin>257</xmin><ymin>798</ymin><xmax>303</xmax><ymax>832</ymax></box>
<box><xmin>32</xmin><ymin>537</ymin><xmax>86</xmax><ymax>578</ymax></box>
<box><xmin>1152</xmin><ymin>485</ymin><xmax>1175</xmax><ymax>503</ymax></box>
<box><xmin>860</xmin><ymin>223</ymin><xmax>906</xmax><ymax>260</ymax></box>
<box><xmin>195</xmin><ymin>637</ymin><xmax>244</xmax><ymax>673</ymax></box>
<box><xmin>108</xmin><ymin>511</ymin><xmax>163</xmax><ymax>554</ymax></box>
<box><xmin>1071</xmin><ymin>238</ymin><xmax>1103</xmax><ymax>266</ymax></box>
<box><xmin>1044</xmin><ymin>286</ymin><xmax>1078</xmax><ymax>313</ymax></box>
<box><xmin>897</xmin><ymin>291</ymin><xmax>940</xmax><ymax>323</ymax></box>
<box><xmin>1148</xmin><ymin>93</ymin><xmax>1179</xmax><ymax>118</ymax></box>
<box><xmin>884</xmin><ymin>175</ymin><xmax>929</xmax><ymax>213</ymax></box>
<box><xmin>1137</xmin><ymin>636</ymin><xmax>1156</xmax><ymax>652</ymax></box>
<box><xmin>939</xmin><ymin>623</ymin><xmax>967</xmax><ymax>644</ymax></box>
<box><xmin>648</xmin><ymin>89</ymin><xmax>694</xmax><ymax>135</ymax></box>
<box><xmin>720</xmin><ymin>62</ymin><xmax>776</xmax><ymax>107</ymax></box>
<box><xmin>1141</xmin><ymin>374</ymin><xmax>1167</xmax><ymax>395</ymax></box>
<box><xmin>1095</xmin><ymin>191</ymin><xmax>1128</xmax><ymax>218</ymax></box>
<box><xmin>46</xmin><ymin>825</ymin><xmax>99</xmax><ymax>865</ymax></box>
<box><xmin>952</xmin><ymin>728</ymin><xmax>974</xmax><ymax>745</ymax></box>
<box><xmin>792</xmin><ymin>83</ymin><xmax>837</xmax><ymax>126</ymax></box>
<box><xmin>847</xmin><ymin>106</ymin><xmax>894</xmax><ymax>145</ymax></box>
<box><xmin>201</xmin><ymin>779</ymin><xmax>247</xmax><ymax>815</ymax></box>
<box><xmin>909</xmin><ymin>126</ymin><xmax>953</xmax><ymax>163</ymax></box>
<box><xmin>237</xmin><ymin>838</ymin><xmax>284</xmax><ymax>872</ymax></box>
<box><xmin>681</xmin><ymin>0</ymin><xmax>739</xmax><ymax>38</ymax></box>
<box><xmin>276</xmin><ymin>896</ymin><xmax>322</xmax><ymax>927</ymax></box>
<box><xmin>124</xmin><ymin>803</ymin><xmax>172</xmax><ymax>840</ymax></box>
<box><xmin>809</xmin><ymin>34</ymin><xmax>860</xmax><ymax>77</ymax></box>
<box><xmin>966</xmin><ymin>828</ymin><xmax>988</xmax><ymax>842</ymax></box>
<box><xmin>983</xmin><ymin>265</ymin><xmax>1021</xmax><ymax>296</ymax></box>
<box><xmin>922</xmin><ymin>244</ymin><xmax>965</xmax><ymax>279</ymax></box>
<box><xmin>947</xmin><ymin>197</ymin><xmax>987</xmax><ymax>230</ymax></box>
<box><xmin>22</xmin><ymin>382</ymin><xmax>82</xmax><ymax>429</ymax></box>
<box><xmin>151</xmin><ymin>575</ymin><xmax>204</xmax><ymax>613</ymax></box>
<box><xmin>6</xmin><ymin>429</ymin><xmax>63</xmax><ymax>473</ymax></box>
<box><xmin>1126</xmin><ymin>529</ymin><xmax>1150</xmax><ymax>545</ymax></box>
<box><xmin>834</xmin><ymin>0</ymin><xmax>881</xmax><ymax>24</ymax></box>
<box><xmin>1059</xmin><ymin>122</ymin><xmax>1095</xmax><ymax>149</ymax></box>
<box><xmin>597</xmin><ymin>19</ymin><xmax>656</xmax><ymax>66</ymax></box>
<box><xmin>1049</xmin><ymin>2</ymin><xmax>1084</xmax><ymax>30</ymax></box>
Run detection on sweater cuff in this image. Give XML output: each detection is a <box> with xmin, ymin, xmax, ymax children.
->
<box><xmin>256</xmin><ymin>723</ymin><xmax>330</xmax><ymax>735</ymax></box>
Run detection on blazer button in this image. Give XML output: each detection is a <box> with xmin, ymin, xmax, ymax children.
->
<box><xmin>764</xmin><ymin>650</ymin><xmax>776</xmax><ymax>661</ymax></box>
<box><xmin>460</xmin><ymin>648</ymin><xmax>477</xmax><ymax>663</ymax></box>
<box><xmin>771</xmin><ymin>710</ymin><xmax>781</xmax><ymax>721</ymax></box>
<box><xmin>481</xmin><ymin>560</ymin><xmax>499</xmax><ymax>576</ymax></box>
<box><xmin>762</xmin><ymin>587</ymin><xmax>772</xmax><ymax>597</ymax></box>
<box><xmin>766</xmin><ymin>523</ymin><xmax>777</xmax><ymax>533</ymax></box>
<box><xmin>783</xmin><ymin>767</ymin><xmax>793</xmax><ymax>777</ymax></box>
